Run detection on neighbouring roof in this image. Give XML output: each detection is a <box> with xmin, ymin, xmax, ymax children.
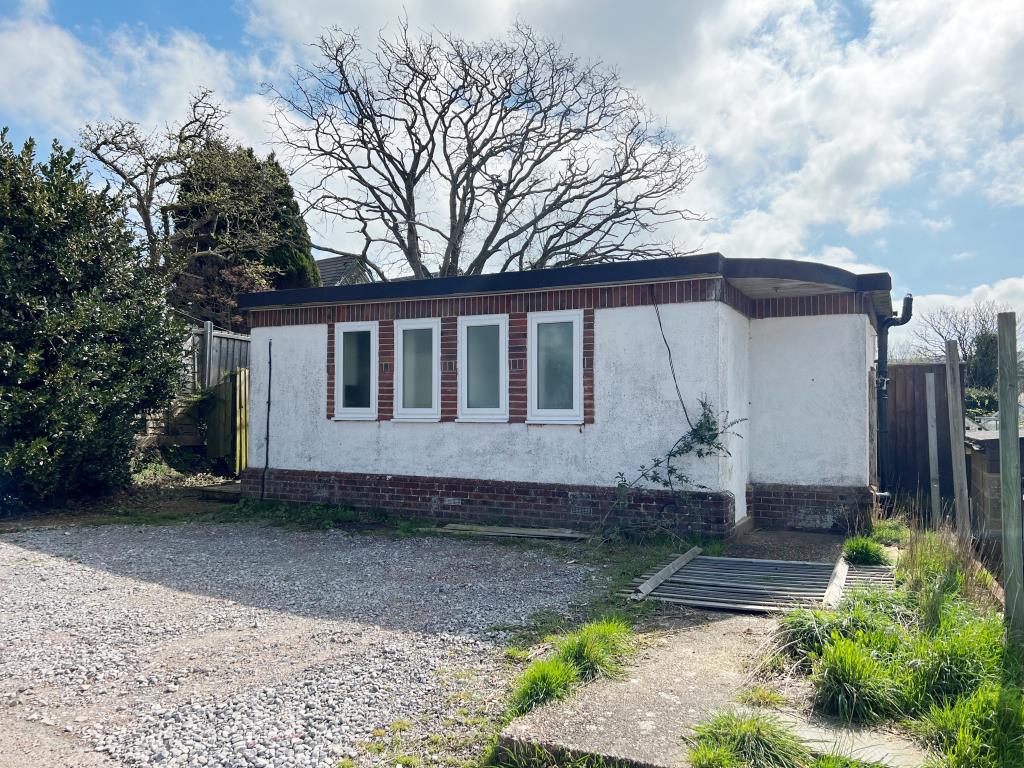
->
<box><xmin>241</xmin><ymin>253</ymin><xmax>895</xmax><ymax>318</ymax></box>
<box><xmin>315</xmin><ymin>255</ymin><xmax>366</xmax><ymax>287</ymax></box>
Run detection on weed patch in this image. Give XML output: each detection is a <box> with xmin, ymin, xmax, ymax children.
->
<box><xmin>551</xmin><ymin>618</ymin><xmax>633</xmax><ymax>680</ymax></box>
<box><xmin>506</xmin><ymin>618</ymin><xmax>636</xmax><ymax>717</ymax></box>
<box><xmin>737</xmin><ymin>685</ymin><xmax>787</xmax><ymax>708</ymax></box>
<box><xmin>689</xmin><ymin>712</ymin><xmax>811</xmax><ymax>768</ymax></box>
<box><xmin>812</xmin><ymin>637</ymin><xmax>900</xmax><ymax>722</ymax></box>
<box><xmin>507</xmin><ymin>657</ymin><xmax>580</xmax><ymax>717</ymax></box>
<box><xmin>777</xmin><ymin>526</ymin><xmax>1024</xmax><ymax>767</ymax></box>
<box><xmin>841</xmin><ymin>537</ymin><xmax>890</xmax><ymax>566</ymax></box>
<box><xmin>869</xmin><ymin>519</ymin><xmax>909</xmax><ymax>547</ymax></box>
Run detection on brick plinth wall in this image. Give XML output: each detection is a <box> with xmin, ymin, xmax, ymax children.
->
<box><xmin>747</xmin><ymin>483</ymin><xmax>875</xmax><ymax>532</ymax></box>
<box><xmin>242</xmin><ymin>468</ymin><xmax>738</xmax><ymax>538</ymax></box>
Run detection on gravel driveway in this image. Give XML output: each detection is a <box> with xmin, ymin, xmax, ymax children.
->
<box><xmin>0</xmin><ymin>524</ymin><xmax>599</xmax><ymax>768</ymax></box>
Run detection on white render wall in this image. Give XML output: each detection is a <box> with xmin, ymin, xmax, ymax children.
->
<box><xmin>247</xmin><ymin>301</ymin><xmax>875</xmax><ymax>516</ymax></box>
<box><xmin>747</xmin><ymin>314</ymin><xmax>874</xmax><ymax>486</ymax></box>
<box><xmin>248</xmin><ymin>302</ymin><xmax>748</xmax><ymax>506</ymax></box>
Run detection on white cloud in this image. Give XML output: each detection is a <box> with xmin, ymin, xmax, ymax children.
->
<box><xmin>3</xmin><ymin>0</ymin><xmax>1023</xmax><ymax>274</ymax></box>
<box><xmin>890</xmin><ymin>275</ymin><xmax>1024</xmax><ymax>345</ymax></box>
<box><xmin>950</xmin><ymin>251</ymin><xmax>977</xmax><ymax>262</ymax></box>
<box><xmin>980</xmin><ymin>135</ymin><xmax>1024</xmax><ymax>207</ymax></box>
<box><xmin>921</xmin><ymin>215</ymin><xmax>953</xmax><ymax>231</ymax></box>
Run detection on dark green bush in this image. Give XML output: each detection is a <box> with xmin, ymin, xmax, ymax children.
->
<box><xmin>0</xmin><ymin>131</ymin><xmax>182</xmax><ymax>508</ymax></box>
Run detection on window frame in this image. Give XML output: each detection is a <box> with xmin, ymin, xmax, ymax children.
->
<box><xmin>334</xmin><ymin>321</ymin><xmax>378</xmax><ymax>420</ymax></box>
<box><xmin>393</xmin><ymin>317</ymin><xmax>442</xmax><ymax>421</ymax></box>
<box><xmin>527</xmin><ymin>309</ymin><xmax>584</xmax><ymax>424</ymax></box>
<box><xmin>457</xmin><ymin>314</ymin><xmax>509</xmax><ymax>422</ymax></box>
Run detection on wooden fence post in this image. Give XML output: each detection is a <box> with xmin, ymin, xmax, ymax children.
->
<box><xmin>945</xmin><ymin>339</ymin><xmax>970</xmax><ymax>539</ymax></box>
<box><xmin>997</xmin><ymin>312</ymin><xmax>1024</xmax><ymax>643</ymax></box>
<box><xmin>202</xmin><ymin>320</ymin><xmax>215</xmax><ymax>389</ymax></box>
<box><xmin>925</xmin><ymin>372</ymin><xmax>941</xmax><ymax>528</ymax></box>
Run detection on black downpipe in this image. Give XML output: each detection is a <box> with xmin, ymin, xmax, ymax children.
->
<box><xmin>877</xmin><ymin>294</ymin><xmax>913</xmax><ymax>495</ymax></box>
<box><xmin>260</xmin><ymin>339</ymin><xmax>272</xmax><ymax>501</ymax></box>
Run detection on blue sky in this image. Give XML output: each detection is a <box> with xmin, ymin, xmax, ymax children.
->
<box><xmin>2</xmin><ymin>0</ymin><xmax>1022</xmax><ymax>336</ymax></box>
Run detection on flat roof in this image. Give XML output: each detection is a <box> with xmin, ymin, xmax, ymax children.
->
<box><xmin>238</xmin><ymin>253</ymin><xmax>894</xmax><ymax>316</ymax></box>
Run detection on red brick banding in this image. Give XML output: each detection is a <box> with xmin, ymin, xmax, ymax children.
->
<box><xmin>250</xmin><ymin>277</ymin><xmax>876</xmax><ymax>329</ymax></box>
<box><xmin>241</xmin><ymin>468</ymin><xmax>738</xmax><ymax>538</ymax></box>
<box><xmin>325</xmin><ymin>323</ymin><xmax>335</xmax><ymax>420</ymax></box>
<box><xmin>583</xmin><ymin>308</ymin><xmax>595</xmax><ymax>424</ymax></box>
<box><xmin>508</xmin><ymin>313</ymin><xmax>528</xmax><ymax>423</ymax></box>
<box><xmin>440</xmin><ymin>316</ymin><xmax>458</xmax><ymax>421</ymax></box>
<box><xmin>746</xmin><ymin>483</ymin><xmax>876</xmax><ymax>532</ymax></box>
<box><xmin>378</xmin><ymin>320</ymin><xmax>394</xmax><ymax>420</ymax></box>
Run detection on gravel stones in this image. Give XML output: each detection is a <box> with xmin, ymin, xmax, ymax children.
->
<box><xmin>0</xmin><ymin>523</ymin><xmax>598</xmax><ymax>766</ymax></box>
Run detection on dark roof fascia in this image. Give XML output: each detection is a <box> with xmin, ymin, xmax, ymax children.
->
<box><xmin>238</xmin><ymin>253</ymin><xmax>892</xmax><ymax>310</ymax></box>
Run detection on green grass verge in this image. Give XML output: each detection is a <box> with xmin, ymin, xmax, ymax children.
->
<box><xmin>841</xmin><ymin>536</ymin><xmax>891</xmax><ymax>566</ymax></box>
<box><xmin>777</xmin><ymin>528</ymin><xmax>1024</xmax><ymax>768</ymax></box>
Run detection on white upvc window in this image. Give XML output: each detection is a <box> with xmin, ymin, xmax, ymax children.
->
<box><xmin>334</xmin><ymin>321</ymin><xmax>378</xmax><ymax>420</ymax></box>
<box><xmin>394</xmin><ymin>317</ymin><xmax>441</xmax><ymax>421</ymax></box>
<box><xmin>527</xmin><ymin>309</ymin><xmax>583</xmax><ymax>424</ymax></box>
<box><xmin>457</xmin><ymin>314</ymin><xmax>508</xmax><ymax>422</ymax></box>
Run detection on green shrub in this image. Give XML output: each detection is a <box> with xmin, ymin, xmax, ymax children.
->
<box><xmin>690</xmin><ymin>712</ymin><xmax>810</xmax><ymax>768</ymax></box>
<box><xmin>508</xmin><ymin>657</ymin><xmax>580</xmax><ymax>716</ymax></box>
<box><xmin>1</xmin><ymin>132</ymin><xmax>183</xmax><ymax>508</ymax></box>
<box><xmin>553</xmin><ymin>618</ymin><xmax>633</xmax><ymax>680</ymax></box>
<box><xmin>870</xmin><ymin>519</ymin><xmax>910</xmax><ymax>547</ymax></box>
<box><xmin>842</xmin><ymin>537</ymin><xmax>891</xmax><ymax>566</ymax></box>
<box><xmin>812</xmin><ymin>636</ymin><xmax>900</xmax><ymax>722</ymax></box>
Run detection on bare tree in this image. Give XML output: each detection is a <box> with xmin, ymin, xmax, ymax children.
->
<box><xmin>80</xmin><ymin>90</ymin><xmax>227</xmax><ymax>270</ymax></box>
<box><xmin>911</xmin><ymin>299</ymin><xmax>1024</xmax><ymax>389</ymax></box>
<box><xmin>270</xmin><ymin>21</ymin><xmax>705</xmax><ymax>280</ymax></box>
<box><xmin>912</xmin><ymin>300</ymin><xmax>1006</xmax><ymax>361</ymax></box>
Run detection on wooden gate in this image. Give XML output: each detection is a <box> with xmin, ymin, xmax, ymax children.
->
<box><xmin>207</xmin><ymin>368</ymin><xmax>249</xmax><ymax>474</ymax></box>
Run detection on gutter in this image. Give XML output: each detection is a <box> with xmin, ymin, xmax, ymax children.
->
<box><xmin>876</xmin><ymin>294</ymin><xmax>914</xmax><ymax>497</ymax></box>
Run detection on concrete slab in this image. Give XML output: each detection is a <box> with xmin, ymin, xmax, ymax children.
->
<box><xmin>500</xmin><ymin>610</ymin><xmax>928</xmax><ymax>768</ymax></box>
<box><xmin>501</xmin><ymin>613</ymin><xmax>772</xmax><ymax>767</ymax></box>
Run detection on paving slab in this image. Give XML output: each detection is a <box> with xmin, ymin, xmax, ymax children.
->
<box><xmin>500</xmin><ymin>610</ymin><xmax>928</xmax><ymax>768</ymax></box>
<box><xmin>501</xmin><ymin>613</ymin><xmax>772</xmax><ymax>767</ymax></box>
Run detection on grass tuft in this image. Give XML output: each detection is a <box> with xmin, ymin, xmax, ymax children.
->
<box><xmin>507</xmin><ymin>657</ymin><xmax>580</xmax><ymax>717</ymax></box>
<box><xmin>810</xmin><ymin>755</ymin><xmax>888</xmax><ymax>768</ymax></box>
<box><xmin>912</xmin><ymin>682</ymin><xmax>1024</xmax><ymax>768</ymax></box>
<box><xmin>737</xmin><ymin>685</ymin><xmax>787</xmax><ymax>708</ymax></box>
<box><xmin>507</xmin><ymin>618</ymin><xmax>636</xmax><ymax>718</ymax></box>
<box><xmin>688</xmin><ymin>743</ymin><xmax>741</xmax><ymax>768</ymax></box>
<box><xmin>551</xmin><ymin>618</ymin><xmax>633</xmax><ymax>680</ymax></box>
<box><xmin>842</xmin><ymin>536</ymin><xmax>891</xmax><ymax>566</ymax></box>
<box><xmin>869</xmin><ymin>518</ymin><xmax>910</xmax><ymax>547</ymax></box>
<box><xmin>689</xmin><ymin>712</ymin><xmax>811</xmax><ymax>768</ymax></box>
<box><xmin>812</xmin><ymin>636</ymin><xmax>900</xmax><ymax>722</ymax></box>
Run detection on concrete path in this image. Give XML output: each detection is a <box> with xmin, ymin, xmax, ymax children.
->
<box><xmin>500</xmin><ymin>611</ymin><xmax>928</xmax><ymax>767</ymax></box>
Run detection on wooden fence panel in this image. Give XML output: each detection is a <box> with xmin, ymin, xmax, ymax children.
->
<box><xmin>887</xmin><ymin>361</ymin><xmax>964</xmax><ymax>498</ymax></box>
<box><xmin>207</xmin><ymin>368</ymin><xmax>249</xmax><ymax>474</ymax></box>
